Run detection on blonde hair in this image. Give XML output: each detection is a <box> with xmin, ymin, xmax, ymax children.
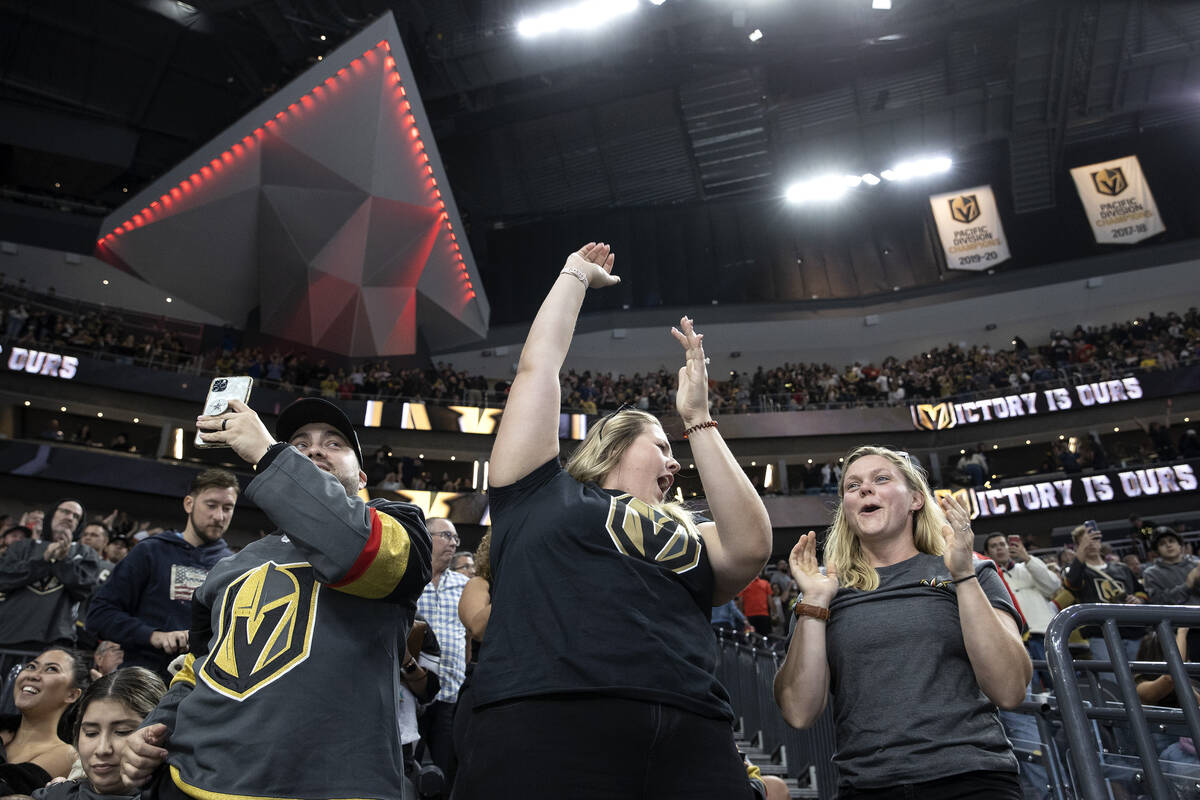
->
<box><xmin>824</xmin><ymin>446</ymin><xmax>948</xmax><ymax>591</ymax></box>
<box><xmin>565</xmin><ymin>409</ymin><xmax>700</xmax><ymax>538</ymax></box>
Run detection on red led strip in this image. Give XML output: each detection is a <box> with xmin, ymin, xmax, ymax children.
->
<box><xmin>98</xmin><ymin>37</ymin><xmax>475</xmax><ymax>301</ymax></box>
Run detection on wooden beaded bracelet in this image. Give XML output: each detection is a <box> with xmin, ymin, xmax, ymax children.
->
<box><xmin>793</xmin><ymin>603</ymin><xmax>830</xmax><ymax>621</ymax></box>
<box><xmin>682</xmin><ymin>419</ymin><xmax>718</xmax><ymax>439</ymax></box>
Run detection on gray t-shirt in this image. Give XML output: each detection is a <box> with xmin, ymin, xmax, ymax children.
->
<box><xmin>826</xmin><ymin>552</ymin><xmax>1021</xmax><ymax>789</ymax></box>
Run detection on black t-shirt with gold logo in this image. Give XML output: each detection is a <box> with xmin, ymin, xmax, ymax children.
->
<box><xmin>471</xmin><ymin>458</ymin><xmax>731</xmax><ymax>720</ymax></box>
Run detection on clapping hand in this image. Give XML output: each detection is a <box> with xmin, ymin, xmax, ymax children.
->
<box><xmin>938</xmin><ymin>493</ymin><xmax>976</xmax><ymax>580</ymax></box>
<box><xmin>788</xmin><ymin>531</ymin><xmax>838</xmax><ymax>607</ymax></box>
<box><xmin>670</xmin><ymin>316</ymin><xmax>710</xmax><ymax>427</ymax></box>
<box><xmin>43</xmin><ymin>539</ymin><xmax>70</xmax><ymax>562</ymax></box>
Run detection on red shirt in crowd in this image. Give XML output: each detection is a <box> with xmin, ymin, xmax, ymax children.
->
<box><xmin>739</xmin><ymin>577</ymin><xmax>771</xmax><ymax>618</ymax></box>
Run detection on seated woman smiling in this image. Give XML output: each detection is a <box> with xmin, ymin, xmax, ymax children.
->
<box><xmin>0</xmin><ymin>649</ymin><xmax>89</xmax><ymax>794</ymax></box>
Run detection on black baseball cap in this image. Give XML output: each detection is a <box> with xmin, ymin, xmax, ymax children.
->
<box><xmin>1152</xmin><ymin>526</ymin><xmax>1181</xmax><ymax>549</ymax></box>
<box><xmin>275</xmin><ymin>398</ymin><xmax>364</xmax><ymax>467</ymax></box>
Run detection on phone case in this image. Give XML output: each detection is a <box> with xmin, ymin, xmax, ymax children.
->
<box><xmin>195</xmin><ymin>376</ymin><xmax>254</xmax><ymax>449</ymax></box>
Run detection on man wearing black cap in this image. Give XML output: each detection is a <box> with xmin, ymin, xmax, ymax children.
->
<box><xmin>0</xmin><ymin>498</ymin><xmax>100</xmax><ymax>650</ymax></box>
<box><xmin>1142</xmin><ymin>526</ymin><xmax>1200</xmax><ymax>605</ymax></box>
<box><xmin>122</xmin><ymin>397</ymin><xmax>432</xmax><ymax>800</ymax></box>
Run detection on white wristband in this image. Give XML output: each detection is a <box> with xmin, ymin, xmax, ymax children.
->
<box><xmin>560</xmin><ymin>265</ymin><xmax>587</xmax><ymax>286</ymax></box>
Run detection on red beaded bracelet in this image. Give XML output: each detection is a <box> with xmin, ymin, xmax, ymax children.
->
<box><xmin>682</xmin><ymin>420</ymin><xmax>718</xmax><ymax>439</ymax></box>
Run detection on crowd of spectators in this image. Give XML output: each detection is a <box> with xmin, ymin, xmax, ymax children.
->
<box><xmin>2</xmin><ymin>478</ymin><xmax>1198</xmax><ymax>797</ymax></box>
<box><xmin>203</xmin><ymin>306</ymin><xmax>1200</xmax><ymax>413</ymax></box>
<box><xmin>4</xmin><ymin>280</ymin><xmax>1196</xmax><ymax>418</ymax></box>
<box><xmin>0</xmin><ymin>291</ymin><xmax>195</xmax><ymax>368</ymax></box>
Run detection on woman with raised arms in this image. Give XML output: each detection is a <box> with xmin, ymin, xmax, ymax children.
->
<box><xmin>454</xmin><ymin>242</ymin><xmax>773</xmax><ymax>799</ymax></box>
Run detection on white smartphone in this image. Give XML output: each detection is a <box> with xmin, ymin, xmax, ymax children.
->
<box><xmin>195</xmin><ymin>376</ymin><xmax>254</xmax><ymax>449</ymax></box>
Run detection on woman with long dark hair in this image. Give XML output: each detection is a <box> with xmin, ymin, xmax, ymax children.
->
<box><xmin>0</xmin><ymin>649</ymin><xmax>89</xmax><ymax>793</ymax></box>
<box><xmin>33</xmin><ymin>667</ymin><xmax>166</xmax><ymax>799</ymax></box>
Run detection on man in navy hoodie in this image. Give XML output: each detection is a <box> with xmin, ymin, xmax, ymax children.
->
<box><xmin>86</xmin><ymin>469</ymin><xmax>238</xmax><ymax>676</ymax></box>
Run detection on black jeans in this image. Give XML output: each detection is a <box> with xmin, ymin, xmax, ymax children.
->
<box><xmin>838</xmin><ymin>770</ymin><xmax>1023</xmax><ymax>800</ymax></box>
<box><xmin>453</xmin><ymin>694</ymin><xmax>748</xmax><ymax>800</ymax></box>
<box><xmin>418</xmin><ymin>699</ymin><xmax>458</xmax><ymax>798</ymax></box>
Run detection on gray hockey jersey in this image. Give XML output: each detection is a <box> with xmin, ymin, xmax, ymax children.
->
<box><xmin>144</xmin><ymin>444</ymin><xmax>432</xmax><ymax>800</ymax></box>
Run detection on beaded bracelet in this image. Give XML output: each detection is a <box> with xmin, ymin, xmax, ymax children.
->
<box><xmin>560</xmin><ymin>265</ymin><xmax>587</xmax><ymax>286</ymax></box>
<box><xmin>793</xmin><ymin>603</ymin><xmax>830</xmax><ymax>621</ymax></box>
<box><xmin>682</xmin><ymin>419</ymin><xmax>718</xmax><ymax>439</ymax></box>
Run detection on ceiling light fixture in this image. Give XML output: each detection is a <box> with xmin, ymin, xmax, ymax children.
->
<box><xmin>882</xmin><ymin>156</ymin><xmax>952</xmax><ymax>181</ymax></box>
<box><xmin>786</xmin><ymin>157</ymin><xmax>951</xmax><ymax>203</ymax></box>
<box><xmin>516</xmin><ymin>0</ymin><xmax>637</xmax><ymax>38</ymax></box>
<box><xmin>748</xmin><ymin>29</ymin><xmax>763</xmax><ymax>42</ymax></box>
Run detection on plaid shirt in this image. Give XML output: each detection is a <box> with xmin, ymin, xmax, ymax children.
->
<box><xmin>416</xmin><ymin>569</ymin><xmax>469</xmax><ymax>702</ymax></box>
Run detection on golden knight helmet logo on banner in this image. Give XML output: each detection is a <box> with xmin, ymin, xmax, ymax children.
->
<box><xmin>911</xmin><ymin>403</ymin><xmax>957</xmax><ymax>431</ymax></box>
<box><xmin>1091</xmin><ymin>167</ymin><xmax>1128</xmax><ymax>197</ymax></box>
<box><xmin>933</xmin><ymin>488</ymin><xmax>980</xmax><ymax>520</ymax></box>
<box><xmin>948</xmin><ymin>195</ymin><xmax>981</xmax><ymax>224</ymax></box>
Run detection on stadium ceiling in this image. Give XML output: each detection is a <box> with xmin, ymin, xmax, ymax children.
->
<box><xmin>1</xmin><ymin>0</ymin><xmax>1199</xmax><ymax>306</ymax></box>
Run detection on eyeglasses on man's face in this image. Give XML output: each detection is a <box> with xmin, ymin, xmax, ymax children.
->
<box><xmin>433</xmin><ymin>531</ymin><xmax>460</xmax><ymax>545</ymax></box>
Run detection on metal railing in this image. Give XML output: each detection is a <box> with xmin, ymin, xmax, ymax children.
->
<box><xmin>1045</xmin><ymin>604</ymin><xmax>1200</xmax><ymax>800</ymax></box>
<box><xmin>715</xmin><ymin>631</ymin><xmax>834</xmax><ymax>798</ymax></box>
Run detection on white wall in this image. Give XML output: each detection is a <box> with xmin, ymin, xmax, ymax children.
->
<box><xmin>437</xmin><ymin>259</ymin><xmax>1199</xmax><ymax>378</ymax></box>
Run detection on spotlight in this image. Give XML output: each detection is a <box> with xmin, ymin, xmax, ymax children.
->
<box><xmin>748</xmin><ymin>29</ymin><xmax>763</xmax><ymax>42</ymax></box>
<box><xmin>861</xmin><ymin>173</ymin><xmax>880</xmax><ymax>186</ymax></box>
<box><xmin>517</xmin><ymin>0</ymin><xmax>637</xmax><ymax>38</ymax></box>
<box><xmin>885</xmin><ymin>156</ymin><xmax>952</xmax><ymax>180</ymax></box>
<box><xmin>786</xmin><ymin>174</ymin><xmax>851</xmax><ymax>203</ymax></box>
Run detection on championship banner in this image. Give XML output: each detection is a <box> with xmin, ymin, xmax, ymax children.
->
<box><xmin>936</xmin><ymin>460</ymin><xmax>1199</xmax><ymax>520</ymax></box>
<box><xmin>928</xmin><ymin>185</ymin><xmax>1011</xmax><ymax>271</ymax></box>
<box><xmin>1069</xmin><ymin>154</ymin><xmax>1165</xmax><ymax>245</ymax></box>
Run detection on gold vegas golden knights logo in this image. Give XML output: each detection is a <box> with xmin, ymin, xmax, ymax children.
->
<box><xmin>911</xmin><ymin>403</ymin><xmax>956</xmax><ymax>431</ymax></box>
<box><xmin>1091</xmin><ymin>167</ymin><xmax>1128</xmax><ymax>197</ymax></box>
<box><xmin>948</xmin><ymin>195</ymin><xmax>981</xmax><ymax>224</ymax></box>
<box><xmin>605</xmin><ymin>495</ymin><xmax>702</xmax><ymax>574</ymax></box>
<box><xmin>200</xmin><ymin>562</ymin><xmax>319</xmax><ymax>701</ymax></box>
<box><xmin>933</xmin><ymin>488</ymin><xmax>980</xmax><ymax>520</ymax></box>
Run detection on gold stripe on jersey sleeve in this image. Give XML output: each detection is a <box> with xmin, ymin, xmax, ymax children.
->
<box><xmin>170</xmin><ymin>766</ymin><xmax>373</xmax><ymax>800</ymax></box>
<box><xmin>332</xmin><ymin>510</ymin><xmax>412</xmax><ymax>600</ymax></box>
<box><xmin>171</xmin><ymin>654</ymin><xmax>197</xmax><ymax>689</ymax></box>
